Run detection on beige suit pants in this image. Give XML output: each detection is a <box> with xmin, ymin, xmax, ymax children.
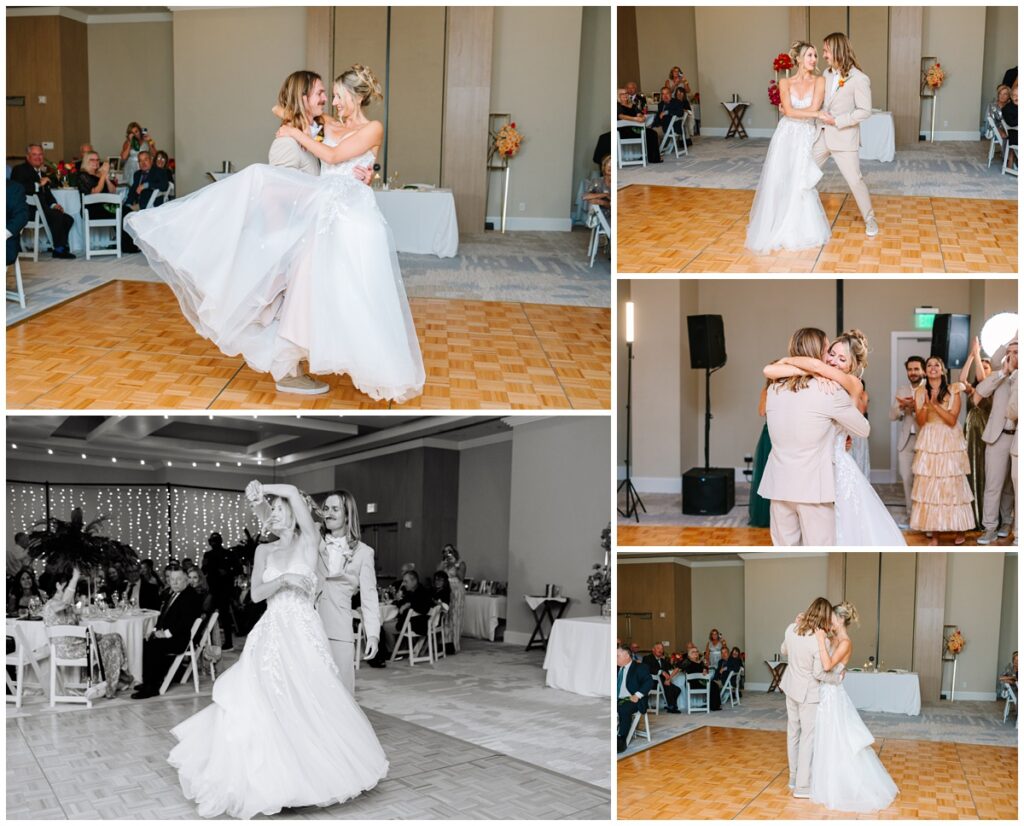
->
<box><xmin>898</xmin><ymin>437</ymin><xmax>916</xmax><ymax>515</ymax></box>
<box><xmin>813</xmin><ymin>134</ymin><xmax>874</xmax><ymax>222</ymax></box>
<box><xmin>983</xmin><ymin>432</ymin><xmax>1015</xmax><ymax>531</ymax></box>
<box><xmin>1012</xmin><ymin>454</ymin><xmax>1018</xmax><ymax>538</ymax></box>
<box><xmin>786</xmin><ymin>694</ymin><xmax>818</xmax><ymax>794</ymax></box>
<box><xmin>770</xmin><ymin>500</ymin><xmax>836</xmax><ymax>546</ymax></box>
<box><xmin>328</xmin><ymin>639</ymin><xmax>355</xmax><ymax>694</ymax></box>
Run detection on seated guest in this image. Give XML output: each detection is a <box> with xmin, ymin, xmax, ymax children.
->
<box><xmin>74</xmin><ymin>143</ymin><xmax>95</xmax><ymax>164</ymax></box>
<box><xmin>617</xmin><ymin>88</ymin><xmax>661</xmax><ymax>164</ymax></box>
<box><xmin>628</xmin><ymin>641</ymin><xmax>643</xmax><ymax>663</ymax></box>
<box><xmin>1002</xmin><ymin>80</ymin><xmax>1018</xmax><ymax>169</ymax></box>
<box><xmin>582</xmin><ymin>154</ymin><xmax>611</xmax><ymax>224</ymax></box>
<box><xmin>187</xmin><ymin>568</ymin><xmax>216</xmax><ymax>615</ymax></box>
<box><xmin>6</xmin><ymin>173</ymin><xmax>28</xmax><ymax>266</ymax></box>
<box><xmin>999</xmin><ymin>650</ymin><xmax>1018</xmax><ymax>698</ymax></box>
<box><xmin>642</xmin><ymin>642</ymin><xmax>682</xmax><ymax>713</ymax></box>
<box><xmin>674</xmin><ymin>86</ymin><xmax>695</xmax><ymax>138</ymax></box>
<box><xmin>655</xmin><ymin>87</ymin><xmax>692</xmax><ymax>148</ymax></box>
<box><xmin>624</xmin><ymin>81</ymin><xmax>646</xmax><ymax>111</ymax></box>
<box><xmin>123</xmin><ymin>564</ymin><xmax>161</xmax><ymax>610</ymax></box>
<box><xmin>43</xmin><ymin>566</ymin><xmax>134</xmax><ymax>698</ymax></box>
<box><xmin>125</xmin><ymin>151</ymin><xmax>170</xmax><ymax>210</ymax></box>
<box><xmin>714</xmin><ymin>646</ymin><xmax>744</xmax><ymax>689</ymax></box>
<box><xmin>131</xmin><ymin>566</ymin><xmax>203</xmax><ymax>698</ymax></box>
<box><xmin>617</xmin><ymin>646</ymin><xmax>655</xmax><ymax>752</ymax></box>
<box><xmin>103</xmin><ymin>564</ymin><xmax>128</xmax><ymax>601</ymax></box>
<box><xmin>988</xmin><ymin>85</ymin><xmax>1012</xmax><ymax>135</ymax></box>
<box><xmin>154</xmin><ymin>150</ymin><xmax>174</xmax><ymax>184</ymax></box>
<box><xmin>6</xmin><ymin>532</ymin><xmax>31</xmax><ymax>579</ymax></box>
<box><xmin>7</xmin><ymin>566</ymin><xmax>41</xmax><ymax>613</ymax></box>
<box><xmin>394</xmin><ymin>570</ymin><xmax>434</xmax><ymax>636</ymax></box>
<box><xmin>432</xmin><ymin>570</ymin><xmax>451</xmax><ymax>607</ymax></box>
<box><xmin>77</xmin><ymin>152</ymin><xmax>118</xmax><ymax>220</ymax></box>
<box><xmin>10</xmin><ymin>144</ymin><xmax>76</xmax><ymax>259</ymax></box>
<box><xmin>681</xmin><ymin>645</ymin><xmax>721</xmax><ymax>710</ymax></box>
<box><xmin>181</xmin><ymin>556</ymin><xmax>195</xmax><ymax>573</ymax></box>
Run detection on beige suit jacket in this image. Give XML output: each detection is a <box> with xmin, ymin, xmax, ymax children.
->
<box><xmin>268</xmin><ymin>136</ymin><xmax>320</xmax><ymax>176</ymax></box>
<box><xmin>1008</xmin><ymin>377</ymin><xmax>1018</xmax><ymax>457</ymax></box>
<box><xmin>758</xmin><ymin>379</ymin><xmax>871</xmax><ymax>504</ymax></box>
<box><xmin>976</xmin><ymin>366</ymin><xmax>1017</xmax><ymax>444</ymax></box>
<box><xmin>779</xmin><ymin>623</ymin><xmax>830</xmax><ymax>703</ymax></box>
<box><xmin>316</xmin><ymin>540</ymin><xmax>380</xmax><ymax>644</ymax></box>
<box><xmin>819</xmin><ymin>67</ymin><xmax>871</xmax><ymax>152</ymax></box>
<box><xmin>890</xmin><ymin>382</ymin><xmax>920</xmax><ymax>451</ymax></box>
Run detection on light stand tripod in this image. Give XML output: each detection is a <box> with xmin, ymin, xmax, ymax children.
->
<box><xmin>618</xmin><ymin>338</ymin><xmax>646</xmax><ymax>521</ymax></box>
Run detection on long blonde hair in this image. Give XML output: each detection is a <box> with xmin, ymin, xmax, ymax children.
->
<box><xmin>824</xmin><ymin>32</ymin><xmax>861</xmax><ymax>76</ymax></box>
<box><xmin>322</xmin><ymin>489</ymin><xmax>361</xmax><ymax>550</ymax></box>
<box><xmin>830</xmin><ymin>328</ymin><xmax>869</xmax><ymax>378</ymax></box>
<box><xmin>796</xmin><ymin>597</ymin><xmax>833</xmax><ymax>635</ymax></box>
<box><xmin>776</xmin><ymin>327</ymin><xmax>829</xmax><ymax>392</ymax></box>
<box><xmin>277</xmin><ymin>70</ymin><xmax>323</xmax><ymax>133</ymax></box>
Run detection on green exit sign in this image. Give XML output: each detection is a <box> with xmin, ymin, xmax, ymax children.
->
<box><xmin>915</xmin><ymin>311</ymin><xmax>936</xmax><ymax>330</ymax></box>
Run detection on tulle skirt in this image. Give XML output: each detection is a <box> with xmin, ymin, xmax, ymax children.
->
<box><xmin>811</xmin><ymin>683</ymin><xmax>898</xmax><ymax>813</ymax></box>
<box><xmin>910</xmin><ymin>422</ymin><xmax>974</xmax><ymax>532</ymax></box>
<box><xmin>124</xmin><ymin>164</ymin><xmax>425</xmax><ymax>403</ymax></box>
<box><xmin>746</xmin><ymin>118</ymin><xmax>831</xmax><ymax>253</ymax></box>
<box><xmin>834</xmin><ymin>449</ymin><xmax>907</xmax><ymax>546</ymax></box>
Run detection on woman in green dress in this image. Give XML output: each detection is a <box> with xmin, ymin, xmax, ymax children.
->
<box><xmin>959</xmin><ymin>337</ymin><xmax>992</xmax><ymax>530</ymax></box>
<box><xmin>748</xmin><ymin>383</ymin><xmax>772</xmax><ymax>528</ymax></box>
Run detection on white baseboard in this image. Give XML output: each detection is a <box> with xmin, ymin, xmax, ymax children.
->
<box><xmin>501</xmin><ymin>630</ymin><xmax>533</xmax><ymax>647</ymax></box>
<box><xmin>917</xmin><ymin>131</ymin><xmax>982</xmax><ymax>142</ymax></box>
<box><xmin>939</xmin><ymin>690</ymin><xmax>998</xmax><ymax>701</ymax></box>
<box><xmin>744</xmin><ymin>682</ymin><xmax>771</xmax><ymax>692</ymax></box>
<box><xmin>635</xmin><ymin>476</ymin><xmax>682</xmax><ymax>494</ymax></box>
<box><xmin>484</xmin><ymin>216</ymin><xmax>572</xmax><ymax>232</ymax></box>
<box><xmin>700</xmin><ymin>126</ymin><xmax>776</xmax><ymax>139</ymax></box>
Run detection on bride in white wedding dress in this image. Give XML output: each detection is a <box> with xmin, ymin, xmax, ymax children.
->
<box><xmin>810</xmin><ymin>602</ymin><xmax>898</xmax><ymax>812</ymax></box>
<box><xmin>764</xmin><ymin>330</ymin><xmax>907</xmax><ymax>546</ymax></box>
<box><xmin>168</xmin><ymin>483</ymin><xmax>388</xmax><ymax>818</ymax></box>
<box><xmin>124</xmin><ymin>66</ymin><xmax>424</xmax><ymax>403</ymax></box>
<box><xmin>746</xmin><ymin>41</ymin><xmax>833</xmax><ymax>254</ymax></box>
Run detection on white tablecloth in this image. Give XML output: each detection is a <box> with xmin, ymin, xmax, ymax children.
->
<box><xmin>524</xmin><ymin>595</ymin><xmax>568</xmax><ymax>611</ymax></box>
<box><xmin>52</xmin><ymin>188</ymin><xmax>85</xmax><ymax>252</ymax></box>
<box><xmin>859</xmin><ymin>111</ymin><xmax>896</xmax><ymax>162</ymax></box>
<box><xmin>373</xmin><ymin>189</ymin><xmax>458</xmax><ymax>258</ymax></box>
<box><xmin>842</xmin><ymin>670</ymin><xmax>921</xmax><ymax>715</ymax></box>
<box><xmin>15</xmin><ymin>610</ymin><xmax>160</xmax><ymax>683</ymax></box>
<box><xmin>462</xmin><ymin>594</ymin><xmax>507</xmax><ymax>641</ymax></box>
<box><xmin>542</xmin><ymin>616</ymin><xmax>611</xmax><ymax>697</ymax></box>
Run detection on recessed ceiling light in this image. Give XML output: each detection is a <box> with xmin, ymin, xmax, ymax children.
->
<box><xmin>192</xmin><ymin>462</ymin><xmax>197</xmax><ymax>467</ymax></box>
<box><xmin>11</xmin><ymin>444</ymin><xmax>16</xmax><ymax>449</ymax></box>
<box><xmin>47</xmin><ymin>449</ymin><xmax>53</xmax><ymax>455</ymax></box>
<box><xmin>111</xmin><ymin>457</ymin><xmax>117</xmax><ymax>463</ymax></box>
<box><xmin>167</xmin><ymin>461</ymin><xmax>173</xmax><ymax>467</ymax></box>
<box><xmin>215</xmin><ymin>462</ymin><xmax>221</xmax><ymax>467</ymax></box>
<box><xmin>236</xmin><ymin>462</ymin><xmax>241</xmax><ymax>467</ymax></box>
<box><xmin>140</xmin><ymin>459</ymin><xmax>146</xmax><ymax>465</ymax></box>
<box><xmin>81</xmin><ymin>453</ymin><xmax>87</xmax><ymax>459</ymax></box>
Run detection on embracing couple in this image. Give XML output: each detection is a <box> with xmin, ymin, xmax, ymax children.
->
<box><xmin>781</xmin><ymin>597</ymin><xmax>898</xmax><ymax>812</ymax></box>
<box><xmin>747</xmin><ymin>32</ymin><xmax>877</xmax><ymax>254</ymax></box>
<box><xmin>126</xmin><ymin>67</ymin><xmax>425</xmax><ymax>403</ymax></box>
<box><xmin>759</xmin><ymin>326</ymin><xmax>906</xmax><ymax>546</ymax></box>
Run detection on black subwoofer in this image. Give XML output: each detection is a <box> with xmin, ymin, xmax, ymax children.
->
<box><xmin>682</xmin><ymin>467</ymin><xmax>735</xmax><ymax>515</ymax></box>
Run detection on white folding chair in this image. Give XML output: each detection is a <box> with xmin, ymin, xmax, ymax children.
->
<box><xmin>144</xmin><ymin>181</ymin><xmax>175</xmax><ymax>209</ymax></box>
<box><xmin>1004</xmin><ymin>683</ymin><xmax>1018</xmax><ymax>724</ymax></box>
<box><xmin>46</xmin><ymin>625</ymin><xmax>99</xmax><ymax>708</ymax></box>
<box><xmin>6</xmin><ymin>229</ymin><xmax>25</xmax><ymax>307</ymax></box>
<box><xmin>626</xmin><ymin>710</ymin><xmax>651</xmax><ymax>745</ymax></box>
<box><xmin>6</xmin><ymin>621</ymin><xmax>49</xmax><ymax>708</ymax></box>
<box><xmin>586</xmin><ymin>203</ymin><xmax>610</xmax><ymax>267</ymax></box>
<box><xmin>1003</xmin><ymin>138</ymin><xmax>1018</xmax><ymax>177</ymax></box>
<box><xmin>685</xmin><ymin>672</ymin><xmax>710</xmax><ymax>714</ymax></box>
<box><xmin>987</xmin><ymin>113</ymin><xmax>1008</xmax><ymax>168</ymax></box>
<box><xmin>719</xmin><ymin>669</ymin><xmax>740</xmax><ymax>708</ymax></box>
<box><xmin>19</xmin><ymin>194</ymin><xmax>53</xmax><ymax>262</ymax></box>
<box><xmin>82</xmin><ymin>194</ymin><xmax>122</xmax><ymax>260</ymax></box>
<box><xmin>647</xmin><ymin>678</ymin><xmax>666</xmax><ymax>715</ymax></box>
<box><xmin>158</xmin><ymin>616</ymin><xmax>204</xmax><ymax>695</ymax></box>
<box><xmin>389</xmin><ymin>609</ymin><xmax>433</xmax><ymax>666</ymax></box>
<box><xmin>427</xmin><ymin>603</ymin><xmax>448</xmax><ymax>661</ymax></box>
<box><xmin>616</xmin><ymin>120</ymin><xmax>648</xmax><ymax>168</ymax></box>
<box><xmin>178</xmin><ymin>611</ymin><xmax>219</xmax><ymax>690</ymax></box>
<box><xmin>658</xmin><ymin>113</ymin><xmax>693</xmax><ymax>160</ymax></box>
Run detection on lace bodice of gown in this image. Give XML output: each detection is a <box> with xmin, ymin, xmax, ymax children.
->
<box><xmin>262</xmin><ymin>557</ymin><xmax>317</xmax><ymax>611</ymax></box>
<box><xmin>789</xmin><ymin>89</ymin><xmax>814</xmax><ymax>109</ymax></box>
<box><xmin>319</xmin><ymin>133</ymin><xmax>376</xmax><ymax>179</ymax></box>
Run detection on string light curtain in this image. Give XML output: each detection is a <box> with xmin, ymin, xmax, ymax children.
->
<box><xmin>7</xmin><ymin>482</ymin><xmax>258</xmax><ymax>572</ymax></box>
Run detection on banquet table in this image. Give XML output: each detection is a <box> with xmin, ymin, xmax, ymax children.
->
<box><xmin>542</xmin><ymin>616</ymin><xmax>611</xmax><ymax>697</ymax></box>
<box><xmin>373</xmin><ymin>188</ymin><xmax>458</xmax><ymax>258</ymax></box>
<box><xmin>52</xmin><ymin>188</ymin><xmax>85</xmax><ymax>252</ymax></box>
<box><xmin>842</xmin><ymin>670</ymin><xmax>921</xmax><ymax>715</ymax></box>
<box><xmin>859</xmin><ymin>111</ymin><xmax>896</xmax><ymax>162</ymax></box>
<box><xmin>462</xmin><ymin>594</ymin><xmax>507</xmax><ymax>641</ymax></box>
<box><xmin>15</xmin><ymin>610</ymin><xmax>160</xmax><ymax>684</ymax></box>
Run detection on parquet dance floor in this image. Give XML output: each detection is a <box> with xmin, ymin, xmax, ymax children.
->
<box><xmin>617</xmin><ymin>525</ymin><xmax>1012</xmax><ymax>547</ymax></box>
<box><xmin>6</xmin><ymin>281</ymin><xmax>610</xmax><ymax>410</ymax></box>
<box><xmin>617</xmin><ymin>726</ymin><xmax>1017</xmax><ymax>820</ymax></box>
<box><xmin>617</xmin><ymin>186</ymin><xmax>1018</xmax><ymax>273</ymax></box>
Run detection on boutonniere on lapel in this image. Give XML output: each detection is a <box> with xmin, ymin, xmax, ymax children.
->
<box><xmin>837</xmin><ymin>72</ymin><xmax>850</xmax><ymax>89</ymax></box>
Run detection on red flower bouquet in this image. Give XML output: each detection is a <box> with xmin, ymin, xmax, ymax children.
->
<box><xmin>773</xmin><ymin>53</ymin><xmax>794</xmax><ymax>73</ymax></box>
<box><xmin>768</xmin><ymin>79</ymin><xmax>781</xmax><ymax>107</ymax></box>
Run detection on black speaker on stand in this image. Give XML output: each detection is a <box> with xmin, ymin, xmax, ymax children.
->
<box><xmin>682</xmin><ymin>315</ymin><xmax>735</xmax><ymax>515</ymax></box>
<box><xmin>930</xmin><ymin>313</ymin><xmax>971</xmax><ymax>369</ymax></box>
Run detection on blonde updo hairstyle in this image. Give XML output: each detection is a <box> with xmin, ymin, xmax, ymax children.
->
<box><xmin>831</xmin><ymin>328</ymin><xmax>869</xmax><ymax>377</ymax></box>
<box><xmin>789</xmin><ymin>41</ymin><xmax>815</xmax><ymax>68</ymax></box>
<box><xmin>831</xmin><ymin>600</ymin><xmax>859</xmax><ymax>628</ymax></box>
<box><xmin>336</xmin><ymin>64</ymin><xmax>383</xmax><ymax>108</ymax></box>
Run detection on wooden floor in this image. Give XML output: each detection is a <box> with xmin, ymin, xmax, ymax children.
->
<box><xmin>616</xmin><ymin>525</ymin><xmax>1013</xmax><ymax>547</ymax></box>
<box><xmin>618</xmin><ymin>726</ymin><xmax>1017</xmax><ymax>820</ymax></box>
<box><xmin>6</xmin><ymin>281</ymin><xmax>610</xmax><ymax>410</ymax></box>
<box><xmin>617</xmin><ymin>186</ymin><xmax>1018</xmax><ymax>273</ymax></box>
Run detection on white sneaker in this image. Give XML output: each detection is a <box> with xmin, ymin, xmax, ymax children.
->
<box><xmin>275</xmin><ymin>374</ymin><xmax>329</xmax><ymax>395</ymax></box>
<box><xmin>997</xmin><ymin>527</ymin><xmax>1010</xmax><ymax>538</ymax></box>
<box><xmin>977</xmin><ymin>529</ymin><xmax>998</xmax><ymax>545</ymax></box>
<box><xmin>865</xmin><ymin>217</ymin><xmax>879</xmax><ymax>237</ymax></box>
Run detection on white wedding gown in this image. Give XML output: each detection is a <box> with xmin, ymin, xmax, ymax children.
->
<box><xmin>811</xmin><ymin>663</ymin><xmax>899</xmax><ymax>812</ymax></box>
<box><xmin>124</xmin><ymin>135</ymin><xmax>425</xmax><ymax>403</ymax></box>
<box><xmin>833</xmin><ymin>427</ymin><xmax>907</xmax><ymax>546</ymax></box>
<box><xmin>168</xmin><ymin>557</ymin><xmax>389</xmax><ymax>818</ymax></box>
<box><xmin>746</xmin><ymin>90</ymin><xmax>832</xmax><ymax>253</ymax></box>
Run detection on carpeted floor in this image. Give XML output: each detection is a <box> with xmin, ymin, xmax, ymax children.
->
<box><xmin>619</xmin><ymin>138</ymin><xmax>1019</xmax><ymax>199</ymax></box>
<box><xmin>7</xmin><ymin>229</ymin><xmax>609</xmax><ymax>326</ymax></box>
<box><xmin>620</xmin><ymin>690</ymin><xmax>1019</xmax><ymax>758</ymax></box>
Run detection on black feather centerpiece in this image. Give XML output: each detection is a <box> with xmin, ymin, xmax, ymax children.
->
<box><xmin>26</xmin><ymin>507</ymin><xmax>139</xmax><ymax>578</ymax></box>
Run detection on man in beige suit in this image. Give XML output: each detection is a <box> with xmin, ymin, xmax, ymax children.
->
<box><xmin>780</xmin><ymin>598</ymin><xmax>843</xmax><ymax>798</ymax></box>
<box><xmin>890</xmin><ymin>356</ymin><xmax>926</xmax><ymax>526</ymax></box>
<box><xmin>815</xmin><ymin>33</ymin><xmax>877</xmax><ymax>237</ymax></box>
<box><xmin>976</xmin><ymin>337</ymin><xmax>1018</xmax><ymax>544</ymax></box>
<box><xmin>759</xmin><ymin>327</ymin><xmax>871</xmax><ymax>546</ymax></box>
<box><xmin>1008</xmin><ymin>377</ymin><xmax>1018</xmax><ymax>545</ymax></box>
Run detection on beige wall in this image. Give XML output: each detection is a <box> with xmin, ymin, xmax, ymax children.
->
<box><xmin>486</xmin><ymin>6</ymin><xmax>583</xmax><ymax>229</ymax></box>
<box><xmin>982</xmin><ymin>5</ymin><xmax>1018</xmax><ymax>123</ymax></box>
<box><xmin>456</xmin><ymin>439</ymin><xmax>513</xmax><ymax>584</ymax></box>
<box><xmin>87</xmin><ymin>22</ymin><xmax>174</xmax><ymax>161</ymax></box>
<box><xmin>633</xmin><ymin>7</ymin><xmax>698</xmax><ymax>101</ymax></box>
<box><xmin>571</xmin><ymin>6</ymin><xmax>611</xmax><ymax>195</ymax></box>
<box><xmin>744</xmin><ymin>553</ymin><xmax>829</xmax><ymax>680</ymax></box>
<box><xmin>920</xmin><ymin>7</ymin><xmax>987</xmax><ymax>137</ymax></box>
<box><xmin>172</xmin><ymin>7</ymin><xmax>306</xmax><ymax>195</ymax></box>
<box><xmin>996</xmin><ymin>553</ymin><xmax>1018</xmax><ymax>676</ymax></box>
<box><xmin>690</xmin><ymin>563</ymin><xmax>745</xmax><ymax>652</ymax></box>
<box><xmin>943</xmin><ymin>552</ymin><xmax>1007</xmax><ymax>696</ymax></box>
